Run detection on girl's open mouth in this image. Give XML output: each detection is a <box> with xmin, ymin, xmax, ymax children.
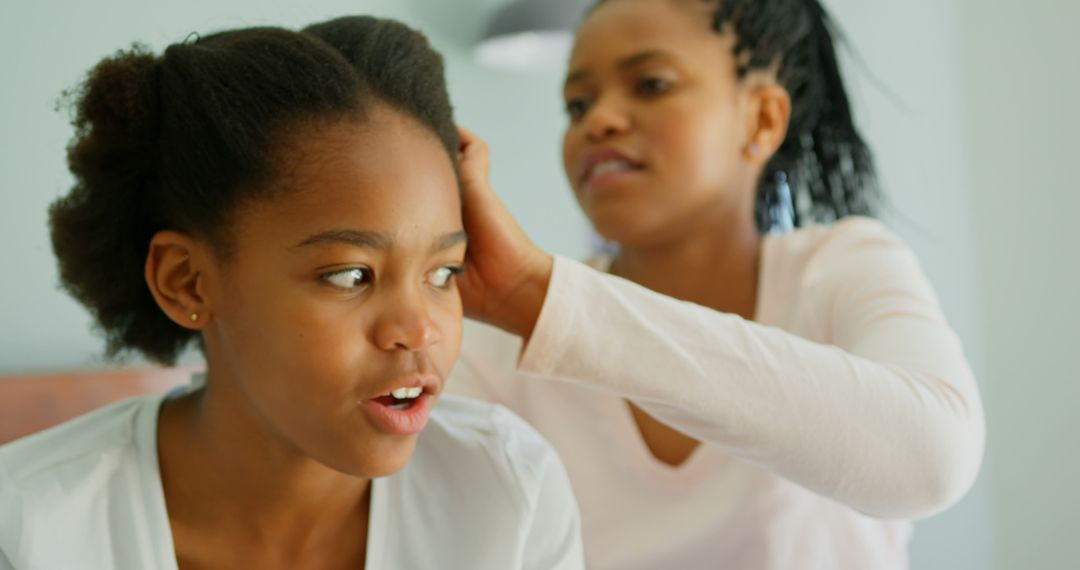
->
<box><xmin>361</xmin><ymin>387</ymin><xmax>433</xmax><ymax>435</ymax></box>
<box><xmin>372</xmin><ymin>386</ymin><xmax>424</xmax><ymax>410</ymax></box>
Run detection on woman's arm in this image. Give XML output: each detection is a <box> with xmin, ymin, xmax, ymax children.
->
<box><xmin>455</xmin><ymin>127</ymin><xmax>983</xmax><ymax>520</ymax></box>
<box><xmin>516</xmin><ymin>221</ymin><xmax>983</xmax><ymax>520</ymax></box>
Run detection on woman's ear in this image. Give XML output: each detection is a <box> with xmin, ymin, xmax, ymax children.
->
<box><xmin>145</xmin><ymin>230</ymin><xmax>214</xmax><ymax>330</ymax></box>
<box><xmin>742</xmin><ymin>83</ymin><xmax>792</xmax><ymax>165</ymax></box>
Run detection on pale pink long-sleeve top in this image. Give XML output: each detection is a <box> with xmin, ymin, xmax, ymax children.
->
<box><xmin>447</xmin><ymin>217</ymin><xmax>985</xmax><ymax>570</ymax></box>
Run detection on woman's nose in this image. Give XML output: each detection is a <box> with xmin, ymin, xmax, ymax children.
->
<box><xmin>584</xmin><ymin>95</ymin><xmax>632</xmax><ymax>141</ymax></box>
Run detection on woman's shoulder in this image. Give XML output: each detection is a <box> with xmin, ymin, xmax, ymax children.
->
<box><xmin>769</xmin><ymin>216</ymin><xmax>917</xmax><ymax>283</ymax></box>
<box><xmin>758</xmin><ymin>216</ymin><xmax>931</xmax><ymax>326</ymax></box>
<box><xmin>0</xmin><ymin>395</ymin><xmax>158</xmax><ymax>488</ymax></box>
<box><xmin>775</xmin><ymin>216</ymin><xmax>905</xmax><ymax>259</ymax></box>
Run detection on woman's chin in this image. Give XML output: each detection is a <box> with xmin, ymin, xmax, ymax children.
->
<box><xmin>588</xmin><ymin>212</ymin><xmax>673</xmax><ymax>251</ymax></box>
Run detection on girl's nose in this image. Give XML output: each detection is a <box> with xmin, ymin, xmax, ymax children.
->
<box><xmin>373</xmin><ymin>295</ymin><xmax>441</xmax><ymax>352</ymax></box>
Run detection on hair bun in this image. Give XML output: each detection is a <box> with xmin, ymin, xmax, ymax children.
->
<box><xmin>73</xmin><ymin>46</ymin><xmax>160</xmax><ymax>147</ymax></box>
<box><xmin>53</xmin><ymin>46</ymin><xmax>170</xmax><ymax>363</ymax></box>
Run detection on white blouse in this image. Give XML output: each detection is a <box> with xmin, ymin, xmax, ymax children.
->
<box><xmin>0</xmin><ymin>391</ymin><xmax>584</xmax><ymax>569</ymax></box>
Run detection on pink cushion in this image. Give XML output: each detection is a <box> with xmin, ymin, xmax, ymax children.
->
<box><xmin>0</xmin><ymin>367</ymin><xmax>196</xmax><ymax>444</ymax></box>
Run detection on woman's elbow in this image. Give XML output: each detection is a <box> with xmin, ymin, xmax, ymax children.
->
<box><xmin>881</xmin><ymin>408</ymin><xmax>986</xmax><ymax>520</ymax></box>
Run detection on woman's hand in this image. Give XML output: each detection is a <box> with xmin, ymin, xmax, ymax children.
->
<box><xmin>456</xmin><ymin>126</ymin><xmax>553</xmax><ymax>340</ymax></box>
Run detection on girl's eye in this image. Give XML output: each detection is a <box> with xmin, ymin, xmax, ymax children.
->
<box><xmin>322</xmin><ymin>267</ymin><xmax>373</xmax><ymax>291</ymax></box>
<box><xmin>636</xmin><ymin>76</ymin><xmax>672</xmax><ymax>96</ymax></box>
<box><xmin>429</xmin><ymin>266</ymin><xmax>463</xmax><ymax>289</ymax></box>
<box><xmin>565</xmin><ymin>97</ymin><xmax>591</xmax><ymax>121</ymax></box>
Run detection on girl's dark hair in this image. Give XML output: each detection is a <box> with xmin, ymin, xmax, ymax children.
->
<box><xmin>50</xmin><ymin>17</ymin><xmax>457</xmax><ymax>365</ymax></box>
<box><xmin>304</xmin><ymin>17</ymin><xmax>458</xmax><ymax>161</ymax></box>
<box><xmin>595</xmin><ymin>0</ymin><xmax>879</xmax><ymax>230</ymax></box>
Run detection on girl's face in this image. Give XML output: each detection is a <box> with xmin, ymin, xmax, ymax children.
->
<box><xmin>562</xmin><ymin>0</ymin><xmax>761</xmax><ymax>247</ymax></box>
<box><xmin>201</xmin><ymin>108</ymin><xmax>465</xmax><ymax>479</ymax></box>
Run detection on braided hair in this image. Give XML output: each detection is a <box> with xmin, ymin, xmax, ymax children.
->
<box><xmin>592</xmin><ymin>0</ymin><xmax>879</xmax><ymax>231</ymax></box>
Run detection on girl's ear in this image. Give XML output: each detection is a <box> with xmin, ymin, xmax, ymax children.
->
<box><xmin>144</xmin><ymin>230</ymin><xmax>215</xmax><ymax>330</ymax></box>
<box><xmin>742</xmin><ymin>83</ymin><xmax>792</xmax><ymax>164</ymax></box>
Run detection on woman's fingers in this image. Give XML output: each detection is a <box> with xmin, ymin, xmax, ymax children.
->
<box><xmin>457</xmin><ymin>125</ymin><xmax>489</xmax><ymax>170</ymax></box>
<box><xmin>455</xmin><ymin>126</ymin><xmax>553</xmax><ymax>338</ymax></box>
<box><xmin>458</xmin><ymin>126</ymin><xmax>507</xmax><ymax>227</ymax></box>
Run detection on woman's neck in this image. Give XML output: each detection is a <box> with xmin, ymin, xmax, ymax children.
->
<box><xmin>610</xmin><ymin>216</ymin><xmax>763</xmax><ymax>320</ymax></box>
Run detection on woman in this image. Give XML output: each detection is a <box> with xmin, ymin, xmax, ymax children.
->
<box><xmin>450</xmin><ymin>0</ymin><xmax>984</xmax><ymax>568</ymax></box>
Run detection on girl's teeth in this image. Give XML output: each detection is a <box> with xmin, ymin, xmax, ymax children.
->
<box><xmin>390</xmin><ymin>386</ymin><xmax>423</xmax><ymax>399</ymax></box>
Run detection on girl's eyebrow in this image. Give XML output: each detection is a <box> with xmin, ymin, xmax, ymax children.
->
<box><xmin>565</xmin><ymin>49</ymin><xmax>675</xmax><ymax>88</ymax></box>
<box><xmin>294</xmin><ymin>229</ymin><xmax>391</xmax><ymax>250</ymax></box>
<box><xmin>433</xmin><ymin>230</ymin><xmax>469</xmax><ymax>253</ymax></box>
<box><xmin>292</xmin><ymin>229</ymin><xmax>467</xmax><ymax>252</ymax></box>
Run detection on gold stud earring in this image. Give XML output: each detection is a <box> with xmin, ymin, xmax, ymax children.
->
<box><xmin>190</xmin><ymin>313</ymin><xmax>199</xmax><ymax>322</ymax></box>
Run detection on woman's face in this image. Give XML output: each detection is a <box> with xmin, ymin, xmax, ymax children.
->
<box><xmin>201</xmin><ymin>108</ymin><xmax>465</xmax><ymax>479</ymax></box>
<box><xmin>562</xmin><ymin>0</ymin><xmax>759</xmax><ymax>247</ymax></box>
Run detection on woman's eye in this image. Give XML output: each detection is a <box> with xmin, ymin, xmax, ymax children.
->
<box><xmin>322</xmin><ymin>267</ymin><xmax>373</xmax><ymax>290</ymax></box>
<box><xmin>429</xmin><ymin>266</ymin><xmax>463</xmax><ymax>289</ymax></box>
<box><xmin>637</xmin><ymin>76</ymin><xmax>672</xmax><ymax>96</ymax></box>
<box><xmin>565</xmin><ymin>97</ymin><xmax>590</xmax><ymax>120</ymax></box>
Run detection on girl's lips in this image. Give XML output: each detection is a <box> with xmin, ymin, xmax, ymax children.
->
<box><xmin>360</xmin><ymin>393</ymin><xmax>434</xmax><ymax>435</ymax></box>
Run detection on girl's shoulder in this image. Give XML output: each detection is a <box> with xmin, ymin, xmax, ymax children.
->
<box><xmin>0</xmin><ymin>394</ymin><xmax>159</xmax><ymax>489</ymax></box>
<box><xmin>421</xmin><ymin>392</ymin><xmax>561</xmax><ymax>485</ymax></box>
<box><xmin>0</xmin><ymin>394</ymin><xmax>166</xmax><ymax>568</ymax></box>
<box><xmin>377</xmin><ymin>396</ymin><xmax>580</xmax><ymax>568</ymax></box>
<box><xmin>418</xmin><ymin>395</ymin><xmax>565</xmax><ymax>507</ymax></box>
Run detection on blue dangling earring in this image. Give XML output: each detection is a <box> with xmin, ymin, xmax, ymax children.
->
<box><xmin>590</xmin><ymin>231</ymin><xmax>620</xmax><ymax>257</ymax></box>
<box><xmin>768</xmin><ymin>171</ymin><xmax>795</xmax><ymax>235</ymax></box>
<box><xmin>757</xmin><ymin>170</ymin><xmax>795</xmax><ymax>235</ymax></box>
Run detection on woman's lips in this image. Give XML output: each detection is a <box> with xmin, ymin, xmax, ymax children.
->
<box><xmin>578</xmin><ymin>148</ymin><xmax>645</xmax><ymax>191</ymax></box>
<box><xmin>584</xmin><ymin>160</ymin><xmax>644</xmax><ymax>191</ymax></box>
<box><xmin>361</xmin><ymin>392</ymin><xmax>434</xmax><ymax>435</ymax></box>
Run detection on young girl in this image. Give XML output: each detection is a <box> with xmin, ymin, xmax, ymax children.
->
<box><xmin>0</xmin><ymin>16</ymin><xmax>583</xmax><ymax>570</ymax></box>
<box><xmin>450</xmin><ymin>0</ymin><xmax>985</xmax><ymax>568</ymax></box>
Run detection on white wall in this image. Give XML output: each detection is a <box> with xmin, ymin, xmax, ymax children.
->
<box><xmin>9</xmin><ymin>0</ymin><xmax>1071</xmax><ymax>567</ymax></box>
<box><xmin>823</xmin><ymin>0</ymin><xmax>994</xmax><ymax>567</ymax></box>
<box><xmin>959</xmin><ymin>0</ymin><xmax>1080</xmax><ymax>567</ymax></box>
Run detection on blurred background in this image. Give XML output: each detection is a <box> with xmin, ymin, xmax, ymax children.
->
<box><xmin>1</xmin><ymin>0</ymin><xmax>1077</xmax><ymax>567</ymax></box>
